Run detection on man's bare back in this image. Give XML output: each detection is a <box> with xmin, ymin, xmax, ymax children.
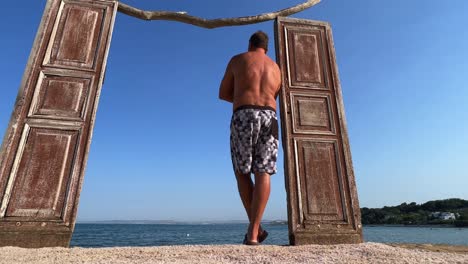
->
<box><xmin>219</xmin><ymin>49</ymin><xmax>281</xmax><ymax>111</ymax></box>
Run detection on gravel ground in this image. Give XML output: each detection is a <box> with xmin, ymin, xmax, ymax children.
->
<box><xmin>0</xmin><ymin>242</ymin><xmax>467</xmax><ymax>264</ymax></box>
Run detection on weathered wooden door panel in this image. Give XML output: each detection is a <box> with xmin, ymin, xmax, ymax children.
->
<box><xmin>275</xmin><ymin>17</ymin><xmax>362</xmax><ymax>244</ymax></box>
<box><xmin>28</xmin><ymin>70</ymin><xmax>94</xmax><ymax>121</ymax></box>
<box><xmin>0</xmin><ymin>0</ymin><xmax>117</xmax><ymax>248</ymax></box>
<box><xmin>298</xmin><ymin>139</ymin><xmax>345</xmax><ymax>221</ymax></box>
<box><xmin>2</xmin><ymin>126</ymin><xmax>79</xmax><ymax>220</ymax></box>
<box><xmin>44</xmin><ymin>2</ymin><xmax>108</xmax><ymax>70</ymax></box>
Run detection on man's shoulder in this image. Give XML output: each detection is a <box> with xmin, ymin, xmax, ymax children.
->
<box><xmin>228</xmin><ymin>53</ymin><xmax>249</xmax><ymax>68</ymax></box>
<box><xmin>231</xmin><ymin>52</ymin><xmax>249</xmax><ymax>61</ymax></box>
<box><xmin>262</xmin><ymin>54</ymin><xmax>276</xmax><ymax>64</ymax></box>
<box><xmin>263</xmin><ymin>56</ymin><xmax>280</xmax><ymax>71</ymax></box>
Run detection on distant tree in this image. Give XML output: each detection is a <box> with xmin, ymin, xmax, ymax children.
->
<box><xmin>361</xmin><ymin>208</ymin><xmax>387</xmax><ymax>225</ymax></box>
<box><xmin>421</xmin><ymin>198</ymin><xmax>467</xmax><ymax>211</ymax></box>
<box><xmin>361</xmin><ymin>199</ymin><xmax>468</xmax><ymax>226</ymax></box>
<box><xmin>383</xmin><ymin>206</ymin><xmax>400</xmax><ymax>215</ymax></box>
<box><xmin>458</xmin><ymin>211</ymin><xmax>468</xmax><ymax>220</ymax></box>
<box><xmin>396</xmin><ymin>202</ymin><xmax>417</xmax><ymax>213</ymax></box>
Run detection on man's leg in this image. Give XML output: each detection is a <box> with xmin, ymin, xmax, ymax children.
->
<box><xmin>235</xmin><ymin>171</ymin><xmax>254</xmax><ymax>222</ymax></box>
<box><xmin>248</xmin><ymin>172</ymin><xmax>271</xmax><ymax>242</ymax></box>
<box><xmin>235</xmin><ymin>171</ymin><xmax>267</xmax><ymax>243</ymax></box>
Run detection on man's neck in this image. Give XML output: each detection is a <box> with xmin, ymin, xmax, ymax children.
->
<box><xmin>249</xmin><ymin>47</ymin><xmax>266</xmax><ymax>54</ymax></box>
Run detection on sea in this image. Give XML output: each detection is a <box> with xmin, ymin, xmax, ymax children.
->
<box><xmin>70</xmin><ymin>224</ymin><xmax>468</xmax><ymax>248</ymax></box>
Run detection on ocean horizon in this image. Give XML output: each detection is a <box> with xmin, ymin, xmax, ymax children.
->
<box><xmin>70</xmin><ymin>223</ymin><xmax>468</xmax><ymax>248</ymax></box>
<box><xmin>76</xmin><ymin>220</ymin><xmax>287</xmax><ymax>224</ymax></box>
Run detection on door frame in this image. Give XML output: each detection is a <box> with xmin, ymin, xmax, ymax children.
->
<box><xmin>0</xmin><ymin>1</ymin><xmax>362</xmax><ymax>247</ymax></box>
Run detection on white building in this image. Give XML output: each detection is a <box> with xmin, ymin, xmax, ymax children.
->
<box><xmin>430</xmin><ymin>212</ymin><xmax>456</xmax><ymax>220</ymax></box>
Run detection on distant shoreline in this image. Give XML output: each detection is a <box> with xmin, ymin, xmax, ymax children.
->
<box><xmin>364</xmin><ymin>224</ymin><xmax>466</xmax><ymax>228</ymax></box>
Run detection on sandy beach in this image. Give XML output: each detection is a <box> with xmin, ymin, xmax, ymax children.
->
<box><xmin>0</xmin><ymin>243</ymin><xmax>467</xmax><ymax>264</ymax></box>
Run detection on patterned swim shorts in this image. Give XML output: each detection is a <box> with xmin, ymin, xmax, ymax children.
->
<box><xmin>230</xmin><ymin>105</ymin><xmax>279</xmax><ymax>175</ymax></box>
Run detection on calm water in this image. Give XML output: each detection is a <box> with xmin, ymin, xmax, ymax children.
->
<box><xmin>70</xmin><ymin>224</ymin><xmax>468</xmax><ymax>248</ymax></box>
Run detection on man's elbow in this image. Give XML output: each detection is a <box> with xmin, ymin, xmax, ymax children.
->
<box><xmin>219</xmin><ymin>93</ymin><xmax>233</xmax><ymax>102</ymax></box>
<box><xmin>220</xmin><ymin>97</ymin><xmax>233</xmax><ymax>103</ymax></box>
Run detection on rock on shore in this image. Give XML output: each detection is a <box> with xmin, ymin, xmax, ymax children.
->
<box><xmin>0</xmin><ymin>242</ymin><xmax>467</xmax><ymax>264</ymax></box>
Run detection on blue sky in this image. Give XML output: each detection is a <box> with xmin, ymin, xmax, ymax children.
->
<box><xmin>0</xmin><ymin>0</ymin><xmax>467</xmax><ymax>221</ymax></box>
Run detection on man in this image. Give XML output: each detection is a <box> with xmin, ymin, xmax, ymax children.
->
<box><xmin>218</xmin><ymin>31</ymin><xmax>282</xmax><ymax>245</ymax></box>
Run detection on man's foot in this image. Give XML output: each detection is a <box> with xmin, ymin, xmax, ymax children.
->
<box><xmin>243</xmin><ymin>239</ymin><xmax>260</xmax><ymax>246</ymax></box>
<box><xmin>242</xmin><ymin>229</ymin><xmax>268</xmax><ymax>244</ymax></box>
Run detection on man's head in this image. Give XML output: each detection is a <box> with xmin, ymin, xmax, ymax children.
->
<box><xmin>249</xmin><ymin>31</ymin><xmax>269</xmax><ymax>53</ymax></box>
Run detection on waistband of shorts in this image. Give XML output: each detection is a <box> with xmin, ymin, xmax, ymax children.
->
<box><xmin>233</xmin><ymin>105</ymin><xmax>276</xmax><ymax>113</ymax></box>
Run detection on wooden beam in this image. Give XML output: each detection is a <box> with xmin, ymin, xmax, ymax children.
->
<box><xmin>117</xmin><ymin>0</ymin><xmax>321</xmax><ymax>29</ymax></box>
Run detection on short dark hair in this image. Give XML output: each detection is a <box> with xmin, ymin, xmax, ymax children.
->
<box><xmin>249</xmin><ymin>31</ymin><xmax>269</xmax><ymax>51</ymax></box>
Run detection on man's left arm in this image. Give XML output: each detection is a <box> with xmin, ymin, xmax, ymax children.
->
<box><xmin>219</xmin><ymin>58</ymin><xmax>235</xmax><ymax>103</ymax></box>
<box><xmin>274</xmin><ymin>83</ymin><xmax>282</xmax><ymax>99</ymax></box>
<box><xmin>274</xmin><ymin>64</ymin><xmax>282</xmax><ymax>99</ymax></box>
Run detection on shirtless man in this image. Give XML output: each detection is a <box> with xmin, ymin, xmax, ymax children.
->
<box><xmin>218</xmin><ymin>31</ymin><xmax>281</xmax><ymax>245</ymax></box>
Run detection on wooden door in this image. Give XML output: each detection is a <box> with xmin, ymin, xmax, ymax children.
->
<box><xmin>275</xmin><ymin>17</ymin><xmax>363</xmax><ymax>244</ymax></box>
<box><xmin>0</xmin><ymin>0</ymin><xmax>117</xmax><ymax>247</ymax></box>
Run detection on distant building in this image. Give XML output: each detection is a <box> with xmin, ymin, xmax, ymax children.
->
<box><xmin>431</xmin><ymin>212</ymin><xmax>456</xmax><ymax>220</ymax></box>
<box><xmin>442</xmin><ymin>212</ymin><xmax>456</xmax><ymax>220</ymax></box>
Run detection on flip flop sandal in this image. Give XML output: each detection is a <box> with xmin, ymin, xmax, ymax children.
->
<box><xmin>244</xmin><ymin>239</ymin><xmax>260</xmax><ymax>246</ymax></box>
<box><xmin>243</xmin><ymin>230</ymin><xmax>269</xmax><ymax>244</ymax></box>
<box><xmin>258</xmin><ymin>230</ymin><xmax>269</xmax><ymax>243</ymax></box>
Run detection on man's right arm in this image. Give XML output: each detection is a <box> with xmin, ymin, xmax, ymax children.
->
<box><xmin>218</xmin><ymin>58</ymin><xmax>235</xmax><ymax>103</ymax></box>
